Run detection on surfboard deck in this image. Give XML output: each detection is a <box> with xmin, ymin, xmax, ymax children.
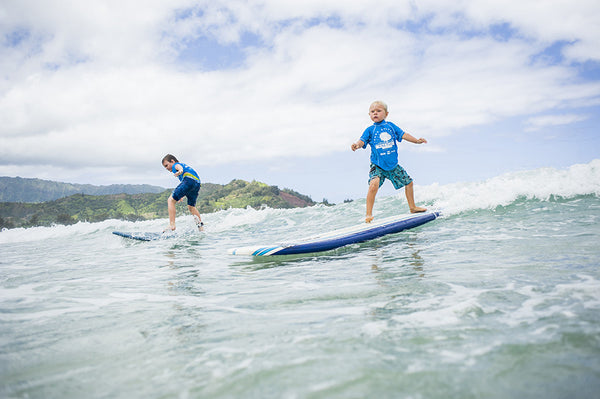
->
<box><xmin>112</xmin><ymin>231</ymin><xmax>172</xmax><ymax>241</ymax></box>
<box><xmin>228</xmin><ymin>211</ymin><xmax>440</xmax><ymax>256</ymax></box>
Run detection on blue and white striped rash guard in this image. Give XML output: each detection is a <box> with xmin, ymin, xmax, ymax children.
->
<box><xmin>172</xmin><ymin>162</ymin><xmax>200</xmax><ymax>183</ymax></box>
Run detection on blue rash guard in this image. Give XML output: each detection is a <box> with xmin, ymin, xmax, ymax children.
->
<box><xmin>172</xmin><ymin>162</ymin><xmax>200</xmax><ymax>183</ymax></box>
<box><xmin>171</xmin><ymin>162</ymin><xmax>201</xmax><ymax>206</ymax></box>
<box><xmin>359</xmin><ymin>120</ymin><xmax>405</xmax><ymax>171</ymax></box>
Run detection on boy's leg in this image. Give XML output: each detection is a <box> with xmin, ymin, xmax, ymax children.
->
<box><xmin>366</xmin><ymin>177</ymin><xmax>380</xmax><ymax>223</ymax></box>
<box><xmin>167</xmin><ymin>196</ymin><xmax>177</xmax><ymax>230</ymax></box>
<box><xmin>188</xmin><ymin>205</ymin><xmax>204</xmax><ymax>231</ymax></box>
<box><xmin>404</xmin><ymin>182</ymin><xmax>427</xmax><ymax>213</ymax></box>
<box><xmin>185</xmin><ymin>182</ymin><xmax>202</xmax><ymax>231</ymax></box>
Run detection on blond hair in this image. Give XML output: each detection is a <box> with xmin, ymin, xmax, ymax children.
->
<box><xmin>370</xmin><ymin>100</ymin><xmax>388</xmax><ymax>112</ymax></box>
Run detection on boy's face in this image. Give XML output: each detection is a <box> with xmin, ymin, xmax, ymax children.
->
<box><xmin>369</xmin><ymin>104</ymin><xmax>388</xmax><ymax>123</ymax></box>
<box><xmin>162</xmin><ymin>159</ymin><xmax>175</xmax><ymax>172</ymax></box>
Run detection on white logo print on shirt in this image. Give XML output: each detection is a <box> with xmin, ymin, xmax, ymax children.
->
<box><xmin>380</xmin><ymin>132</ymin><xmax>391</xmax><ymax>141</ymax></box>
<box><xmin>375</xmin><ymin>131</ymin><xmax>394</xmax><ymax>150</ymax></box>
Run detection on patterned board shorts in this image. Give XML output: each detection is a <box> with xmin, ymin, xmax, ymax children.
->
<box><xmin>369</xmin><ymin>164</ymin><xmax>413</xmax><ymax>189</ymax></box>
<box><xmin>172</xmin><ymin>178</ymin><xmax>201</xmax><ymax>206</ymax></box>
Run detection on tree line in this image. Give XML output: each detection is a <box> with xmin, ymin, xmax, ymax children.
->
<box><xmin>0</xmin><ymin>180</ymin><xmax>315</xmax><ymax>229</ymax></box>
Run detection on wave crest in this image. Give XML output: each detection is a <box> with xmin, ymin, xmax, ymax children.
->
<box><xmin>419</xmin><ymin>159</ymin><xmax>600</xmax><ymax>215</ymax></box>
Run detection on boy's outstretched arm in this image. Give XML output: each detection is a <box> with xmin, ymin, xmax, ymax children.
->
<box><xmin>173</xmin><ymin>164</ymin><xmax>184</xmax><ymax>176</ymax></box>
<box><xmin>402</xmin><ymin>133</ymin><xmax>427</xmax><ymax>144</ymax></box>
<box><xmin>351</xmin><ymin>140</ymin><xmax>365</xmax><ymax>151</ymax></box>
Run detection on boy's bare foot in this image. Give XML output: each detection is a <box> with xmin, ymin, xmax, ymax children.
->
<box><xmin>193</xmin><ymin>215</ymin><xmax>204</xmax><ymax>231</ymax></box>
<box><xmin>365</xmin><ymin>215</ymin><xmax>374</xmax><ymax>223</ymax></box>
<box><xmin>410</xmin><ymin>206</ymin><xmax>427</xmax><ymax>213</ymax></box>
<box><xmin>163</xmin><ymin>225</ymin><xmax>176</xmax><ymax>232</ymax></box>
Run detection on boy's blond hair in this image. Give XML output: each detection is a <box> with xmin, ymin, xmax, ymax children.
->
<box><xmin>370</xmin><ymin>100</ymin><xmax>388</xmax><ymax>112</ymax></box>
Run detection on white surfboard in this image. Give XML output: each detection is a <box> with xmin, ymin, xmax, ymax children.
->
<box><xmin>228</xmin><ymin>211</ymin><xmax>440</xmax><ymax>256</ymax></box>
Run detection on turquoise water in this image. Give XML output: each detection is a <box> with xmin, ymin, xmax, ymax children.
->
<box><xmin>1</xmin><ymin>161</ymin><xmax>599</xmax><ymax>398</ymax></box>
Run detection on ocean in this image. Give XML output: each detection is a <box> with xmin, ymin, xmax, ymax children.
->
<box><xmin>1</xmin><ymin>160</ymin><xmax>599</xmax><ymax>399</ymax></box>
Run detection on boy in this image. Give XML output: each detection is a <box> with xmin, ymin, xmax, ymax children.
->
<box><xmin>351</xmin><ymin>101</ymin><xmax>427</xmax><ymax>223</ymax></box>
<box><xmin>161</xmin><ymin>154</ymin><xmax>204</xmax><ymax>231</ymax></box>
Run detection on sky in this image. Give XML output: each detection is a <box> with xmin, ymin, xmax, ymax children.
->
<box><xmin>1</xmin><ymin>0</ymin><xmax>599</xmax><ymax>203</ymax></box>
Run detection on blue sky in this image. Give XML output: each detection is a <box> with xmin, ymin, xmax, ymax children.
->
<box><xmin>1</xmin><ymin>0</ymin><xmax>599</xmax><ymax>203</ymax></box>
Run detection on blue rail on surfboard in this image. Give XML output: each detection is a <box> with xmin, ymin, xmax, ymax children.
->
<box><xmin>112</xmin><ymin>231</ymin><xmax>170</xmax><ymax>241</ymax></box>
<box><xmin>228</xmin><ymin>211</ymin><xmax>440</xmax><ymax>256</ymax></box>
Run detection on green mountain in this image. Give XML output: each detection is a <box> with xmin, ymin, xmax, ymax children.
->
<box><xmin>0</xmin><ymin>179</ymin><xmax>315</xmax><ymax>229</ymax></box>
<box><xmin>0</xmin><ymin>176</ymin><xmax>165</xmax><ymax>202</ymax></box>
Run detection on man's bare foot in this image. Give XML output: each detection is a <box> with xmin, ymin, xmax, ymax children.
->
<box><xmin>365</xmin><ymin>215</ymin><xmax>374</xmax><ymax>223</ymax></box>
<box><xmin>410</xmin><ymin>206</ymin><xmax>427</xmax><ymax>213</ymax></box>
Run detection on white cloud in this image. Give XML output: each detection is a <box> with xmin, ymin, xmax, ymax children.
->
<box><xmin>0</xmin><ymin>0</ymin><xmax>599</xmax><ymax>187</ymax></box>
<box><xmin>525</xmin><ymin>114</ymin><xmax>589</xmax><ymax>131</ymax></box>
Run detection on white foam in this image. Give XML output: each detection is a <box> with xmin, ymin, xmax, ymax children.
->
<box><xmin>361</xmin><ymin>321</ymin><xmax>388</xmax><ymax>337</ymax></box>
<box><xmin>417</xmin><ymin>159</ymin><xmax>600</xmax><ymax>215</ymax></box>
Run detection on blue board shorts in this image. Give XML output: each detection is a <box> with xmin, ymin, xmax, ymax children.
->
<box><xmin>172</xmin><ymin>178</ymin><xmax>201</xmax><ymax>206</ymax></box>
<box><xmin>369</xmin><ymin>164</ymin><xmax>413</xmax><ymax>189</ymax></box>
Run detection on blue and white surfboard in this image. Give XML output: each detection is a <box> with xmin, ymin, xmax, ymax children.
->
<box><xmin>228</xmin><ymin>211</ymin><xmax>440</xmax><ymax>256</ymax></box>
<box><xmin>112</xmin><ymin>231</ymin><xmax>173</xmax><ymax>241</ymax></box>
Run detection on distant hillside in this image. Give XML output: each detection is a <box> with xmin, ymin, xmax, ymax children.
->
<box><xmin>0</xmin><ymin>179</ymin><xmax>316</xmax><ymax>229</ymax></box>
<box><xmin>0</xmin><ymin>176</ymin><xmax>165</xmax><ymax>203</ymax></box>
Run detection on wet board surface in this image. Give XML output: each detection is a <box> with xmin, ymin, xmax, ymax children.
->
<box><xmin>228</xmin><ymin>211</ymin><xmax>440</xmax><ymax>256</ymax></box>
<box><xmin>112</xmin><ymin>231</ymin><xmax>172</xmax><ymax>241</ymax></box>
